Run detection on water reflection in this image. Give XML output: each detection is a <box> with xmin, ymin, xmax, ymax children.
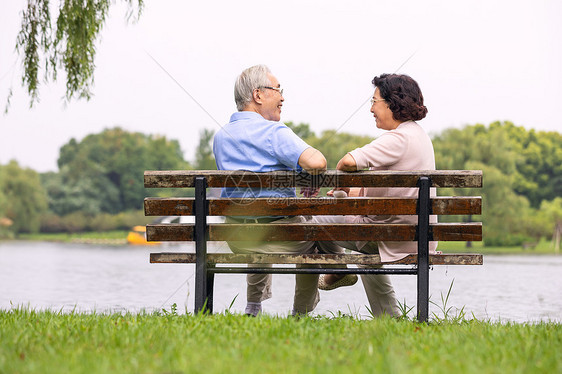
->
<box><xmin>1</xmin><ymin>241</ymin><xmax>560</xmax><ymax>322</ymax></box>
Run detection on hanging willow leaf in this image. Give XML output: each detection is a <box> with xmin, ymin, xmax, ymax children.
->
<box><xmin>11</xmin><ymin>0</ymin><xmax>143</xmax><ymax>109</ymax></box>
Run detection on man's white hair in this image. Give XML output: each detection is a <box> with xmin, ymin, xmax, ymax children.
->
<box><xmin>234</xmin><ymin>65</ymin><xmax>272</xmax><ymax>111</ymax></box>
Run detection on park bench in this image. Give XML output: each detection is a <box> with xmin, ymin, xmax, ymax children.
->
<box><xmin>144</xmin><ymin>170</ymin><xmax>483</xmax><ymax>322</ymax></box>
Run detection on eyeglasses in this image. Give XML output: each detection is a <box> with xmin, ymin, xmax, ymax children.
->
<box><xmin>370</xmin><ymin>97</ymin><xmax>385</xmax><ymax>105</ymax></box>
<box><xmin>260</xmin><ymin>86</ymin><xmax>284</xmax><ymax>96</ymax></box>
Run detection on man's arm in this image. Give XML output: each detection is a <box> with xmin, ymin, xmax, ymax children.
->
<box><xmin>336</xmin><ymin>153</ymin><xmax>358</xmax><ymax>171</ymax></box>
<box><xmin>298</xmin><ymin>147</ymin><xmax>327</xmax><ymax>175</ymax></box>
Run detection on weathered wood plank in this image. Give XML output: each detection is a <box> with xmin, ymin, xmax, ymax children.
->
<box><xmin>144</xmin><ymin>170</ymin><xmax>483</xmax><ymax>189</ymax></box>
<box><xmin>146</xmin><ymin>223</ymin><xmax>482</xmax><ymax>242</ymax></box>
<box><xmin>149</xmin><ymin>252</ymin><xmax>483</xmax><ymax>265</ymax></box>
<box><xmin>432</xmin><ymin>197</ymin><xmax>482</xmax><ymax>216</ymax></box>
<box><xmin>144</xmin><ymin>196</ymin><xmax>482</xmax><ymax>216</ymax></box>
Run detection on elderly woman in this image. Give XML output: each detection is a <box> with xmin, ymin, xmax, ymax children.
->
<box><xmin>318</xmin><ymin>73</ymin><xmax>438</xmax><ymax>317</ymax></box>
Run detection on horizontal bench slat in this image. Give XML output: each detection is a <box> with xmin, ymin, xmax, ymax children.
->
<box><xmin>144</xmin><ymin>170</ymin><xmax>483</xmax><ymax>189</ymax></box>
<box><xmin>144</xmin><ymin>196</ymin><xmax>482</xmax><ymax>216</ymax></box>
<box><xmin>146</xmin><ymin>223</ymin><xmax>482</xmax><ymax>242</ymax></box>
<box><xmin>149</xmin><ymin>252</ymin><xmax>483</xmax><ymax>265</ymax></box>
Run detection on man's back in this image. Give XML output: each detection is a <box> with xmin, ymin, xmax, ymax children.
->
<box><xmin>213</xmin><ymin>112</ymin><xmax>308</xmax><ymax>173</ymax></box>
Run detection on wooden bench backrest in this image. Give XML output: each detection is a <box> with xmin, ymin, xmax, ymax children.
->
<box><xmin>144</xmin><ymin>170</ymin><xmax>482</xmax><ymax>243</ymax></box>
<box><xmin>144</xmin><ymin>170</ymin><xmax>482</xmax><ymax>188</ymax></box>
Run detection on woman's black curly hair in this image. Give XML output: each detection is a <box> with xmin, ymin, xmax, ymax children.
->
<box><xmin>372</xmin><ymin>74</ymin><xmax>428</xmax><ymax>122</ymax></box>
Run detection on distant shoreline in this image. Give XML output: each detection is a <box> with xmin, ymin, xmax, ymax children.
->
<box><xmin>3</xmin><ymin>230</ymin><xmax>129</xmax><ymax>244</ymax></box>
<box><xmin>2</xmin><ymin>232</ymin><xmax>560</xmax><ymax>255</ymax></box>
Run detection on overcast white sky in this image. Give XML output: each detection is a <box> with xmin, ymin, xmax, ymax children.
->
<box><xmin>1</xmin><ymin>0</ymin><xmax>561</xmax><ymax>172</ymax></box>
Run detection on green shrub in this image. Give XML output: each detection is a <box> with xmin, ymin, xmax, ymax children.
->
<box><xmin>60</xmin><ymin>211</ymin><xmax>90</xmax><ymax>233</ymax></box>
<box><xmin>0</xmin><ymin>226</ymin><xmax>14</xmax><ymax>239</ymax></box>
<box><xmin>88</xmin><ymin>213</ymin><xmax>118</xmax><ymax>232</ymax></box>
<box><xmin>484</xmin><ymin>233</ymin><xmax>532</xmax><ymax>247</ymax></box>
<box><xmin>110</xmin><ymin>210</ymin><xmax>150</xmax><ymax>230</ymax></box>
<box><xmin>39</xmin><ymin>212</ymin><xmax>66</xmax><ymax>233</ymax></box>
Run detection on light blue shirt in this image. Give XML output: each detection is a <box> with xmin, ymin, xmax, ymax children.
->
<box><xmin>213</xmin><ymin>111</ymin><xmax>310</xmax><ymax>199</ymax></box>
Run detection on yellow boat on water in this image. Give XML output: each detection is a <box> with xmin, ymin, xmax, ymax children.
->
<box><xmin>126</xmin><ymin>225</ymin><xmax>160</xmax><ymax>245</ymax></box>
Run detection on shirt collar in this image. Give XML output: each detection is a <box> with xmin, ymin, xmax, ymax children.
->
<box><xmin>395</xmin><ymin>120</ymin><xmax>415</xmax><ymax>129</ymax></box>
<box><xmin>230</xmin><ymin>111</ymin><xmax>265</xmax><ymax>122</ymax></box>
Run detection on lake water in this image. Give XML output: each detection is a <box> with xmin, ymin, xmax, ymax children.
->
<box><xmin>1</xmin><ymin>241</ymin><xmax>561</xmax><ymax>323</ymax></box>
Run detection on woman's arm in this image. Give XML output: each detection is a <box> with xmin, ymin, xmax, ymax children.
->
<box><xmin>326</xmin><ymin>153</ymin><xmax>359</xmax><ymax>197</ymax></box>
<box><xmin>336</xmin><ymin>153</ymin><xmax>358</xmax><ymax>171</ymax></box>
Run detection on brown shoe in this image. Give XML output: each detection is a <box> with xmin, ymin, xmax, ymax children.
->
<box><xmin>318</xmin><ymin>274</ymin><xmax>358</xmax><ymax>291</ymax></box>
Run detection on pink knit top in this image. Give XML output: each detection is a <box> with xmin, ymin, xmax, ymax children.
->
<box><xmin>347</xmin><ymin>121</ymin><xmax>439</xmax><ymax>262</ymax></box>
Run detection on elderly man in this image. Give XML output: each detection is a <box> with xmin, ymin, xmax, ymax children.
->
<box><xmin>213</xmin><ymin>65</ymin><xmax>331</xmax><ymax>316</ymax></box>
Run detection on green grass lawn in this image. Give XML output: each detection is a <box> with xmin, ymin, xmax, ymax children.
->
<box><xmin>438</xmin><ymin>238</ymin><xmax>558</xmax><ymax>255</ymax></box>
<box><xmin>1</xmin><ymin>309</ymin><xmax>560</xmax><ymax>374</ymax></box>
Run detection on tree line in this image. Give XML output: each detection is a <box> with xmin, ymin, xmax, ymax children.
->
<box><xmin>1</xmin><ymin>122</ymin><xmax>561</xmax><ymax>247</ymax></box>
<box><xmin>432</xmin><ymin>121</ymin><xmax>562</xmax><ymax>246</ymax></box>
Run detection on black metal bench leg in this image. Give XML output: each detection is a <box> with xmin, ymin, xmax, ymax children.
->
<box><xmin>206</xmin><ymin>265</ymin><xmax>215</xmax><ymax>314</ymax></box>
<box><xmin>195</xmin><ymin>259</ymin><xmax>208</xmax><ymax>314</ymax></box>
<box><xmin>417</xmin><ymin>176</ymin><xmax>430</xmax><ymax>323</ymax></box>
<box><xmin>417</xmin><ymin>259</ymin><xmax>429</xmax><ymax>322</ymax></box>
<box><xmin>194</xmin><ymin>176</ymin><xmax>209</xmax><ymax>314</ymax></box>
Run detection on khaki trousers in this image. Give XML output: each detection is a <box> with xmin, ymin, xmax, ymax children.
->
<box><xmin>226</xmin><ymin>215</ymin><xmax>399</xmax><ymax>317</ymax></box>
<box><xmin>226</xmin><ymin>215</ymin><xmax>341</xmax><ymax>314</ymax></box>
<box><xmin>313</xmin><ymin>215</ymin><xmax>400</xmax><ymax>317</ymax></box>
